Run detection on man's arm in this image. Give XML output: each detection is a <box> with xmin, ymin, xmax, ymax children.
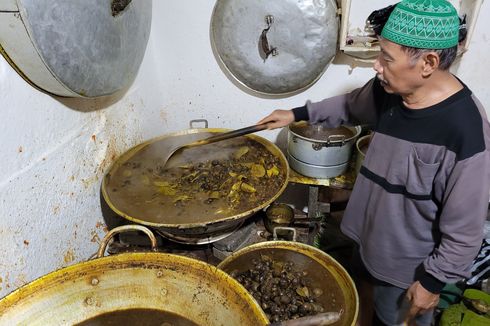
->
<box><xmin>294</xmin><ymin>77</ymin><xmax>383</xmax><ymax>127</ymax></box>
<box><xmin>423</xmin><ymin>150</ymin><xmax>490</xmax><ymax>289</ymax></box>
<box><xmin>258</xmin><ymin>77</ymin><xmax>384</xmax><ymax>129</ymax></box>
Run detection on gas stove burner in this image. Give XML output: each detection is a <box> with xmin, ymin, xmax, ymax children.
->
<box><xmin>106</xmin><ymin>210</ymin><xmax>318</xmax><ymax>264</ymax></box>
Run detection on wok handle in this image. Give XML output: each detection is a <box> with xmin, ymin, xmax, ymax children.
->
<box><xmin>96</xmin><ymin>225</ymin><xmax>158</xmax><ymax>258</ymax></box>
<box><xmin>189</xmin><ymin>123</ymin><xmax>269</xmax><ymax>148</ymax></box>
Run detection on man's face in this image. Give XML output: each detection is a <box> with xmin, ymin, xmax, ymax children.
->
<box><xmin>373</xmin><ymin>38</ymin><xmax>423</xmax><ymax>95</ymax></box>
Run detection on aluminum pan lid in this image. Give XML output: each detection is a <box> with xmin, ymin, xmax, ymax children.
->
<box><xmin>211</xmin><ymin>0</ymin><xmax>339</xmax><ymax>95</ymax></box>
<box><xmin>7</xmin><ymin>0</ymin><xmax>151</xmax><ymax>97</ymax></box>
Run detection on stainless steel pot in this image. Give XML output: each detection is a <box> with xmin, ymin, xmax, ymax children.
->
<box><xmin>0</xmin><ymin>226</ymin><xmax>268</xmax><ymax>326</ymax></box>
<box><xmin>287</xmin><ymin>122</ymin><xmax>361</xmax><ymax>179</ymax></box>
<box><xmin>355</xmin><ymin>134</ymin><xmax>372</xmax><ymax>176</ymax></box>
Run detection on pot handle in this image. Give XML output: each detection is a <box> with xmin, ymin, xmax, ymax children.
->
<box><xmin>273</xmin><ymin>227</ymin><xmax>297</xmax><ymax>242</ymax></box>
<box><xmin>311</xmin><ymin>134</ymin><xmax>347</xmax><ymax>150</ymax></box>
<box><xmin>327</xmin><ymin>134</ymin><xmax>346</xmax><ymax>144</ymax></box>
<box><xmin>96</xmin><ymin>225</ymin><xmax>158</xmax><ymax>258</ymax></box>
<box><xmin>260</xmin><ymin>15</ymin><xmax>278</xmax><ymax>61</ymax></box>
<box><xmin>111</xmin><ymin>0</ymin><xmax>132</xmax><ymax>16</ymax></box>
<box><xmin>189</xmin><ymin>119</ymin><xmax>208</xmax><ymax>129</ymax></box>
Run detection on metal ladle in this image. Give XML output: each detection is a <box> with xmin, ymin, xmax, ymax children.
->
<box><xmin>268</xmin><ymin>311</ymin><xmax>342</xmax><ymax>326</ymax></box>
<box><xmin>161</xmin><ymin>123</ymin><xmax>269</xmax><ymax>167</ymax></box>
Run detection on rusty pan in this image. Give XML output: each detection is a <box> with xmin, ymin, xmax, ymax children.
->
<box><xmin>0</xmin><ymin>225</ymin><xmax>268</xmax><ymax>325</ymax></box>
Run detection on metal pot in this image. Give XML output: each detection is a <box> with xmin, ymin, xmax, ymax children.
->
<box><xmin>218</xmin><ymin>241</ymin><xmax>359</xmax><ymax>326</ymax></box>
<box><xmin>287</xmin><ymin>122</ymin><xmax>361</xmax><ymax>179</ymax></box>
<box><xmin>102</xmin><ymin>121</ymin><xmax>289</xmax><ymax>245</ymax></box>
<box><xmin>0</xmin><ymin>226</ymin><xmax>268</xmax><ymax>326</ymax></box>
<box><xmin>264</xmin><ymin>203</ymin><xmax>295</xmax><ymax>234</ymax></box>
<box><xmin>355</xmin><ymin>134</ymin><xmax>372</xmax><ymax>176</ymax></box>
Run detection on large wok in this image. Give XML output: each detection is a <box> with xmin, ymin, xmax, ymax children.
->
<box><xmin>0</xmin><ymin>226</ymin><xmax>268</xmax><ymax>325</ymax></box>
<box><xmin>218</xmin><ymin>241</ymin><xmax>359</xmax><ymax>326</ymax></box>
<box><xmin>101</xmin><ymin>121</ymin><xmax>289</xmax><ymax>244</ymax></box>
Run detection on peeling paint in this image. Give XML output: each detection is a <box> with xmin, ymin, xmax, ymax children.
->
<box><xmin>81</xmin><ymin>176</ymin><xmax>99</xmax><ymax>189</ymax></box>
<box><xmin>17</xmin><ymin>146</ymin><xmax>23</xmax><ymax>153</ymax></box>
<box><xmin>64</xmin><ymin>249</ymin><xmax>75</xmax><ymax>264</ymax></box>
<box><xmin>52</xmin><ymin>205</ymin><xmax>60</xmax><ymax>214</ymax></box>
<box><xmin>4</xmin><ymin>272</ymin><xmax>10</xmax><ymax>290</ymax></box>
<box><xmin>95</xmin><ymin>221</ymin><xmax>108</xmax><ymax>233</ymax></box>
<box><xmin>13</xmin><ymin>273</ymin><xmax>27</xmax><ymax>288</ymax></box>
<box><xmin>90</xmin><ymin>231</ymin><xmax>101</xmax><ymax>244</ymax></box>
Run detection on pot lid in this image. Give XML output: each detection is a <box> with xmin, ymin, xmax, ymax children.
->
<box><xmin>211</xmin><ymin>0</ymin><xmax>339</xmax><ymax>96</ymax></box>
<box><xmin>0</xmin><ymin>0</ymin><xmax>151</xmax><ymax>97</ymax></box>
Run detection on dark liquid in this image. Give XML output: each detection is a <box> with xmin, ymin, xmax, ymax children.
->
<box><xmin>290</xmin><ymin>124</ymin><xmax>354</xmax><ymax>141</ymax></box>
<box><xmin>104</xmin><ymin>136</ymin><xmax>286</xmax><ymax>224</ymax></box>
<box><xmin>75</xmin><ymin>308</ymin><xmax>199</xmax><ymax>326</ymax></box>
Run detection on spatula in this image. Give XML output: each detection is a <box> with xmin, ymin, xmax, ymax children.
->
<box><xmin>161</xmin><ymin>123</ymin><xmax>269</xmax><ymax>167</ymax></box>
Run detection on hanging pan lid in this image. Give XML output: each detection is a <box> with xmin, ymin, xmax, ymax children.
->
<box><xmin>0</xmin><ymin>0</ymin><xmax>151</xmax><ymax>97</ymax></box>
<box><xmin>211</xmin><ymin>0</ymin><xmax>339</xmax><ymax>96</ymax></box>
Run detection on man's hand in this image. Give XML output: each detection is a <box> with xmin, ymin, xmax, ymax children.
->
<box><xmin>404</xmin><ymin>281</ymin><xmax>439</xmax><ymax>325</ymax></box>
<box><xmin>257</xmin><ymin>109</ymin><xmax>295</xmax><ymax>130</ymax></box>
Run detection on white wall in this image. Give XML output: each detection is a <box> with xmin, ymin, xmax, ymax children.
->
<box><xmin>1</xmin><ymin>1</ymin><xmax>489</xmax><ymax>298</ymax></box>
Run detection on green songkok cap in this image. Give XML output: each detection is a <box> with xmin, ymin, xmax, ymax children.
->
<box><xmin>381</xmin><ymin>0</ymin><xmax>460</xmax><ymax>49</ymax></box>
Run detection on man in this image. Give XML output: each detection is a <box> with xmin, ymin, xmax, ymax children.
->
<box><xmin>258</xmin><ymin>0</ymin><xmax>490</xmax><ymax>325</ymax></box>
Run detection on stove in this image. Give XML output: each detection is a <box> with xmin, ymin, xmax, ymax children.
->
<box><xmin>106</xmin><ymin>209</ymin><xmax>321</xmax><ymax>266</ymax></box>
<box><xmin>100</xmin><ymin>163</ymin><xmax>355</xmax><ymax>266</ymax></box>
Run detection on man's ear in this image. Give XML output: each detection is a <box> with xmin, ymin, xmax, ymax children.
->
<box><xmin>421</xmin><ymin>52</ymin><xmax>440</xmax><ymax>77</ymax></box>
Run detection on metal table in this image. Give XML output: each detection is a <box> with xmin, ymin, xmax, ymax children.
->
<box><xmin>288</xmin><ymin>167</ymin><xmax>356</xmax><ymax>244</ymax></box>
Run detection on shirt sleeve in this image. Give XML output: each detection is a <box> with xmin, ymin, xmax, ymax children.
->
<box><xmin>421</xmin><ymin>149</ymin><xmax>490</xmax><ymax>292</ymax></box>
<box><xmin>304</xmin><ymin>77</ymin><xmax>383</xmax><ymax>127</ymax></box>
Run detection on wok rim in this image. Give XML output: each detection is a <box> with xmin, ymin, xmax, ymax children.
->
<box><xmin>288</xmin><ymin>122</ymin><xmax>361</xmax><ymax>144</ymax></box>
<box><xmin>101</xmin><ymin>128</ymin><xmax>290</xmax><ymax>229</ymax></box>
<box><xmin>217</xmin><ymin>240</ymin><xmax>359</xmax><ymax>326</ymax></box>
<box><xmin>0</xmin><ymin>252</ymin><xmax>269</xmax><ymax>324</ymax></box>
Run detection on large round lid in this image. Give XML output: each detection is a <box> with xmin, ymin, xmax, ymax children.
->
<box><xmin>211</xmin><ymin>0</ymin><xmax>339</xmax><ymax>96</ymax></box>
<box><xmin>0</xmin><ymin>0</ymin><xmax>151</xmax><ymax>97</ymax></box>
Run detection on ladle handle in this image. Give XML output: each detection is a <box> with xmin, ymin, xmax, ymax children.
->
<box><xmin>96</xmin><ymin>225</ymin><xmax>158</xmax><ymax>258</ymax></box>
<box><xmin>188</xmin><ymin>123</ymin><xmax>269</xmax><ymax>148</ymax></box>
<box><xmin>268</xmin><ymin>311</ymin><xmax>342</xmax><ymax>326</ymax></box>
